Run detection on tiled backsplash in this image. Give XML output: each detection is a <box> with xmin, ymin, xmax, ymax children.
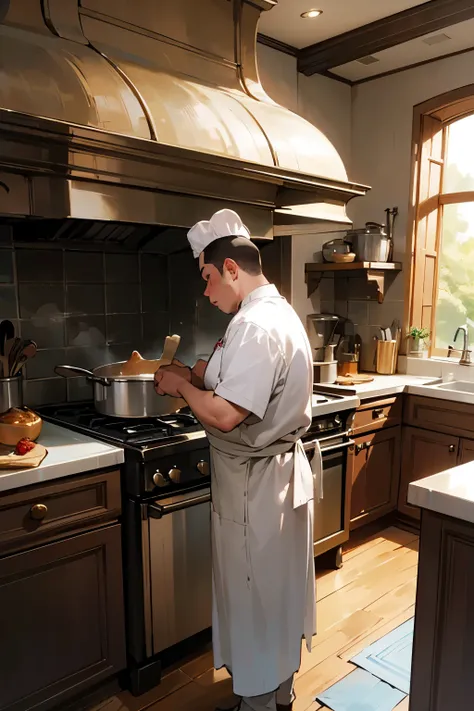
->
<box><xmin>333</xmin><ymin>272</ymin><xmax>404</xmax><ymax>371</ymax></box>
<box><xmin>0</xmin><ymin>226</ymin><xmax>286</xmax><ymax>407</ymax></box>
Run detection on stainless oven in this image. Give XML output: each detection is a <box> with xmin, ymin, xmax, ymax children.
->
<box><xmin>303</xmin><ymin>425</ymin><xmax>355</xmax><ymax>569</ymax></box>
<box><xmin>143</xmin><ymin>488</ymin><xmax>212</xmax><ymax>656</ymax></box>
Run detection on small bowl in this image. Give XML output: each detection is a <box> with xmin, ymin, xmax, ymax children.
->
<box><xmin>332</xmin><ymin>252</ymin><xmax>356</xmax><ymax>263</ymax></box>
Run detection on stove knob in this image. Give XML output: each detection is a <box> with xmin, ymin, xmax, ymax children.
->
<box><xmin>197</xmin><ymin>460</ymin><xmax>209</xmax><ymax>476</ymax></box>
<box><xmin>335</xmin><ymin>415</ymin><xmax>342</xmax><ymax>425</ymax></box>
<box><xmin>315</xmin><ymin>422</ymin><xmax>324</xmax><ymax>431</ymax></box>
<box><xmin>168</xmin><ymin>467</ymin><xmax>182</xmax><ymax>484</ymax></box>
<box><xmin>153</xmin><ymin>470</ymin><xmax>168</xmax><ymax>488</ymax></box>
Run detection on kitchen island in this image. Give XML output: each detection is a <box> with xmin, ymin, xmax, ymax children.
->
<box><xmin>408</xmin><ymin>464</ymin><xmax>474</xmax><ymax>710</ymax></box>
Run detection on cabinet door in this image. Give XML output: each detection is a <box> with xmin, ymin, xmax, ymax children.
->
<box><xmin>398</xmin><ymin>426</ymin><xmax>458</xmax><ymax>521</ymax></box>
<box><xmin>0</xmin><ymin>525</ymin><xmax>126</xmax><ymax>711</ymax></box>
<box><xmin>349</xmin><ymin>427</ymin><xmax>401</xmax><ymax>530</ymax></box>
<box><xmin>459</xmin><ymin>438</ymin><xmax>474</xmax><ymax>464</ymax></box>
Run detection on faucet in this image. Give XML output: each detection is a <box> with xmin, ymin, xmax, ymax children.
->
<box><xmin>451</xmin><ymin>325</ymin><xmax>471</xmax><ymax>365</ymax></box>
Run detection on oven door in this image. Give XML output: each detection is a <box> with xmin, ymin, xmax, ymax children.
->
<box><xmin>304</xmin><ymin>434</ymin><xmax>354</xmax><ymax>557</ymax></box>
<box><xmin>147</xmin><ymin>488</ymin><xmax>212</xmax><ymax>655</ymax></box>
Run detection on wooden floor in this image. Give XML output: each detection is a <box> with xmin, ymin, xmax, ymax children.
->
<box><xmin>91</xmin><ymin>525</ymin><xmax>418</xmax><ymax>711</ymax></box>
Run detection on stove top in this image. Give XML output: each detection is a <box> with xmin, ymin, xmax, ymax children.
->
<box><xmin>36</xmin><ymin>402</ymin><xmax>205</xmax><ymax>450</ymax></box>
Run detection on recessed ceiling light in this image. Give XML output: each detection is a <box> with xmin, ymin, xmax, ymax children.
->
<box><xmin>301</xmin><ymin>9</ymin><xmax>323</xmax><ymax>19</ymax></box>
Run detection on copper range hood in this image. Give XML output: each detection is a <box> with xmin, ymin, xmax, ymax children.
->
<box><xmin>0</xmin><ymin>0</ymin><xmax>369</xmax><ymax>240</ymax></box>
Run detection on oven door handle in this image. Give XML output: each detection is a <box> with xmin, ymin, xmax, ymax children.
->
<box><xmin>148</xmin><ymin>489</ymin><xmax>211</xmax><ymax>519</ymax></box>
<box><xmin>321</xmin><ymin>439</ymin><xmax>355</xmax><ymax>454</ymax></box>
<box><xmin>304</xmin><ymin>438</ymin><xmax>355</xmax><ymax>454</ymax></box>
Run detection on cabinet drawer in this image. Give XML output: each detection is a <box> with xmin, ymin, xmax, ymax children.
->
<box><xmin>351</xmin><ymin>396</ymin><xmax>402</xmax><ymax>435</ymax></box>
<box><xmin>404</xmin><ymin>395</ymin><xmax>474</xmax><ymax>438</ymax></box>
<box><xmin>0</xmin><ymin>469</ymin><xmax>121</xmax><ymax>553</ymax></box>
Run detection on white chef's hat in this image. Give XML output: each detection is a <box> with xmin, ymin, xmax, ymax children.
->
<box><xmin>187</xmin><ymin>208</ymin><xmax>251</xmax><ymax>258</ymax></box>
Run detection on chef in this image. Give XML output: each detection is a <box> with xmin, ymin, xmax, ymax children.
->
<box><xmin>154</xmin><ymin>209</ymin><xmax>320</xmax><ymax>711</ymax></box>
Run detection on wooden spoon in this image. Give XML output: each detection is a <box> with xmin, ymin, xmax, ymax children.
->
<box><xmin>119</xmin><ymin>335</ymin><xmax>182</xmax><ymax>376</ymax></box>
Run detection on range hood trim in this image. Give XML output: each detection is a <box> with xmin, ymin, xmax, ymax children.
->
<box><xmin>0</xmin><ymin>109</ymin><xmax>369</xmax><ymax>209</ymax></box>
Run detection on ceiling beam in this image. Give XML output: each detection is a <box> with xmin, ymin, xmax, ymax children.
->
<box><xmin>298</xmin><ymin>0</ymin><xmax>474</xmax><ymax>76</ymax></box>
<box><xmin>257</xmin><ymin>33</ymin><xmax>298</xmax><ymax>57</ymax></box>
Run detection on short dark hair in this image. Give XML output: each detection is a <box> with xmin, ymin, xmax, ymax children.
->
<box><xmin>203</xmin><ymin>236</ymin><xmax>262</xmax><ymax>276</ymax></box>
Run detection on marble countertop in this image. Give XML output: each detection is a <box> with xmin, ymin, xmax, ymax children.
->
<box><xmin>408</xmin><ymin>462</ymin><xmax>474</xmax><ymax>525</ymax></box>
<box><xmin>0</xmin><ymin>422</ymin><xmax>124</xmax><ymax>493</ymax></box>
<box><xmin>318</xmin><ymin>374</ymin><xmax>432</xmax><ymax>401</ymax></box>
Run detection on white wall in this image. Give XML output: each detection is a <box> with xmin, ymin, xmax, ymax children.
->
<box><xmin>350</xmin><ymin>49</ymin><xmax>474</xmax><ymax>258</ymax></box>
<box><xmin>257</xmin><ymin>44</ymin><xmax>352</xmax><ymax>326</ymax></box>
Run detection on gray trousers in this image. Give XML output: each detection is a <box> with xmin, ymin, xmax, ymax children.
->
<box><xmin>240</xmin><ymin>675</ymin><xmax>295</xmax><ymax>711</ymax></box>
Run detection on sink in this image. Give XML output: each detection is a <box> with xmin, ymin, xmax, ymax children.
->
<box><xmin>435</xmin><ymin>380</ymin><xmax>474</xmax><ymax>393</ymax></box>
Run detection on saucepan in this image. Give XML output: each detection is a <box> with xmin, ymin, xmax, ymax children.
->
<box><xmin>55</xmin><ymin>335</ymin><xmax>186</xmax><ymax>418</ymax></box>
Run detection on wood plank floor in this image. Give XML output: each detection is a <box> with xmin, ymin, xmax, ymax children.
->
<box><xmin>91</xmin><ymin>525</ymin><xmax>418</xmax><ymax>711</ymax></box>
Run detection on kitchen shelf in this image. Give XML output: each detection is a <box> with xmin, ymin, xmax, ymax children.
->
<box><xmin>305</xmin><ymin>261</ymin><xmax>402</xmax><ymax>303</ymax></box>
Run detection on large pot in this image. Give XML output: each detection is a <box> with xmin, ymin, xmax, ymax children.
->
<box><xmin>347</xmin><ymin>222</ymin><xmax>390</xmax><ymax>262</ymax></box>
<box><xmin>54</xmin><ymin>364</ymin><xmax>186</xmax><ymax>418</ymax></box>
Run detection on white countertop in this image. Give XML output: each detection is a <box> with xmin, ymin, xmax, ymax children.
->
<box><xmin>0</xmin><ymin>422</ymin><xmax>124</xmax><ymax>493</ymax></box>
<box><xmin>408</xmin><ymin>462</ymin><xmax>474</xmax><ymax>525</ymax></box>
<box><xmin>319</xmin><ymin>374</ymin><xmax>432</xmax><ymax>401</ymax></box>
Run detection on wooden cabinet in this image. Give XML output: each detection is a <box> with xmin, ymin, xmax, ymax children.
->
<box><xmin>398</xmin><ymin>426</ymin><xmax>458</xmax><ymax>521</ymax></box>
<box><xmin>459</xmin><ymin>437</ymin><xmax>474</xmax><ymax>464</ymax></box>
<box><xmin>351</xmin><ymin>396</ymin><xmax>402</xmax><ymax>436</ymax></box>
<box><xmin>410</xmin><ymin>510</ymin><xmax>474</xmax><ymax>710</ymax></box>
<box><xmin>0</xmin><ymin>471</ymin><xmax>126</xmax><ymax>711</ymax></box>
<box><xmin>349</xmin><ymin>427</ymin><xmax>401</xmax><ymax>530</ymax></box>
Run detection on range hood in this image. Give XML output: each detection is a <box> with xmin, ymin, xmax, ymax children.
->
<box><xmin>0</xmin><ymin>0</ymin><xmax>369</xmax><ymax>240</ymax></box>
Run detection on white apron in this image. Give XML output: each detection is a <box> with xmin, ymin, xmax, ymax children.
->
<box><xmin>204</xmin><ymin>334</ymin><xmax>317</xmax><ymax>698</ymax></box>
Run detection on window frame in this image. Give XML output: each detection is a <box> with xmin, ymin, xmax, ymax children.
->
<box><xmin>406</xmin><ymin>85</ymin><xmax>474</xmax><ymax>358</ymax></box>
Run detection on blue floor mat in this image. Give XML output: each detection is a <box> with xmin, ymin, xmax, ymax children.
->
<box><xmin>316</xmin><ymin>668</ymin><xmax>406</xmax><ymax>711</ymax></box>
<box><xmin>350</xmin><ymin>618</ymin><xmax>414</xmax><ymax>695</ymax></box>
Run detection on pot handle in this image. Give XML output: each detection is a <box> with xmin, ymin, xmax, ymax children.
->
<box><xmin>365</xmin><ymin>221</ymin><xmax>385</xmax><ymax>229</ymax></box>
<box><xmin>54</xmin><ymin>365</ymin><xmax>111</xmax><ymax>386</ymax></box>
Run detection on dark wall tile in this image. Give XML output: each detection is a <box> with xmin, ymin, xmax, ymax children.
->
<box><xmin>21</xmin><ymin>318</ymin><xmax>65</xmax><ymax>348</ymax></box>
<box><xmin>0</xmin><ymin>249</ymin><xmax>14</xmax><ymax>283</ymax></box>
<box><xmin>142</xmin><ymin>312</ymin><xmax>170</xmax><ymax>354</ymax></box>
<box><xmin>141</xmin><ymin>281</ymin><xmax>168</xmax><ymax>312</ymax></box>
<box><xmin>106</xmin><ymin>283</ymin><xmax>140</xmax><ymax>314</ymax></box>
<box><xmin>0</xmin><ymin>225</ymin><xmax>13</xmax><ymax>247</ymax></box>
<box><xmin>66</xmin><ymin>315</ymin><xmax>106</xmax><ymax>347</ymax></box>
<box><xmin>65</xmin><ymin>251</ymin><xmax>104</xmax><ymax>283</ymax></box>
<box><xmin>16</xmin><ymin>248</ymin><xmax>63</xmax><ymax>282</ymax></box>
<box><xmin>140</xmin><ymin>253</ymin><xmax>168</xmax><ymax>283</ymax></box>
<box><xmin>67</xmin><ymin>377</ymin><xmax>93</xmax><ymax>402</ymax></box>
<box><xmin>107</xmin><ymin>313</ymin><xmax>142</xmax><ymax>345</ymax></box>
<box><xmin>66</xmin><ymin>284</ymin><xmax>105</xmax><ymax>316</ymax></box>
<box><xmin>26</xmin><ymin>348</ymin><xmax>66</xmax><ymax>380</ymax></box>
<box><xmin>0</xmin><ymin>285</ymin><xmax>18</xmax><ymax>319</ymax></box>
<box><xmin>18</xmin><ymin>284</ymin><xmax>65</xmax><ymax>319</ymax></box>
<box><xmin>24</xmin><ymin>378</ymin><xmax>67</xmax><ymax>407</ymax></box>
<box><xmin>64</xmin><ymin>346</ymin><xmax>110</xmax><ymax>370</ymax></box>
<box><xmin>105</xmin><ymin>253</ymin><xmax>139</xmax><ymax>283</ymax></box>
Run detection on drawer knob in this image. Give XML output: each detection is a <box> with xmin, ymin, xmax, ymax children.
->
<box><xmin>449</xmin><ymin>444</ymin><xmax>456</xmax><ymax>453</ymax></box>
<box><xmin>30</xmin><ymin>503</ymin><xmax>48</xmax><ymax>521</ymax></box>
<box><xmin>373</xmin><ymin>408</ymin><xmax>384</xmax><ymax>419</ymax></box>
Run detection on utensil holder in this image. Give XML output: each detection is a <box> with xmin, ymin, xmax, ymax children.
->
<box><xmin>0</xmin><ymin>375</ymin><xmax>23</xmax><ymax>414</ymax></box>
<box><xmin>376</xmin><ymin>341</ymin><xmax>397</xmax><ymax>375</ymax></box>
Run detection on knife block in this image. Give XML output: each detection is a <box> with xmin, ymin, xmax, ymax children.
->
<box><xmin>376</xmin><ymin>340</ymin><xmax>397</xmax><ymax>375</ymax></box>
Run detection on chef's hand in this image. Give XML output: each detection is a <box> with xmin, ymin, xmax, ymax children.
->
<box><xmin>154</xmin><ymin>364</ymin><xmax>191</xmax><ymax>397</ymax></box>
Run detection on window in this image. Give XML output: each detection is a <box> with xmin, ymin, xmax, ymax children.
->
<box><xmin>410</xmin><ymin>92</ymin><xmax>474</xmax><ymax>358</ymax></box>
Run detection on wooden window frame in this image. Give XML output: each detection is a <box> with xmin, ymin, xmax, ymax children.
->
<box><xmin>406</xmin><ymin>85</ymin><xmax>474</xmax><ymax>358</ymax></box>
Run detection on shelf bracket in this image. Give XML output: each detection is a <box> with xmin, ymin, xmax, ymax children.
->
<box><xmin>366</xmin><ymin>269</ymin><xmax>385</xmax><ymax>303</ymax></box>
<box><xmin>306</xmin><ymin>272</ymin><xmax>323</xmax><ymax>297</ymax></box>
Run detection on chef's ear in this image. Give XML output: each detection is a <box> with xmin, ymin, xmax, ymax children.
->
<box><xmin>223</xmin><ymin>257</ymin><xmax>239</xmax><ymax>279</ymax></box>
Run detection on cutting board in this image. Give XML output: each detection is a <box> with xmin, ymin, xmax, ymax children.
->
<box><xmin>0</xmin><ymin>443</ymin><xmax>48</xmax><ymax>469</ymax></box>
<box><xmin>336</xmin><ymin>374</ymin><xmax>375</xmax><ymax>386</ymax></box>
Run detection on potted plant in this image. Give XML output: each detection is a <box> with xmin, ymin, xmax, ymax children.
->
<box><xmin>408</xmin><ymin>326</ymin><xmax>430</xmax><ymax>358</ymax></box>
